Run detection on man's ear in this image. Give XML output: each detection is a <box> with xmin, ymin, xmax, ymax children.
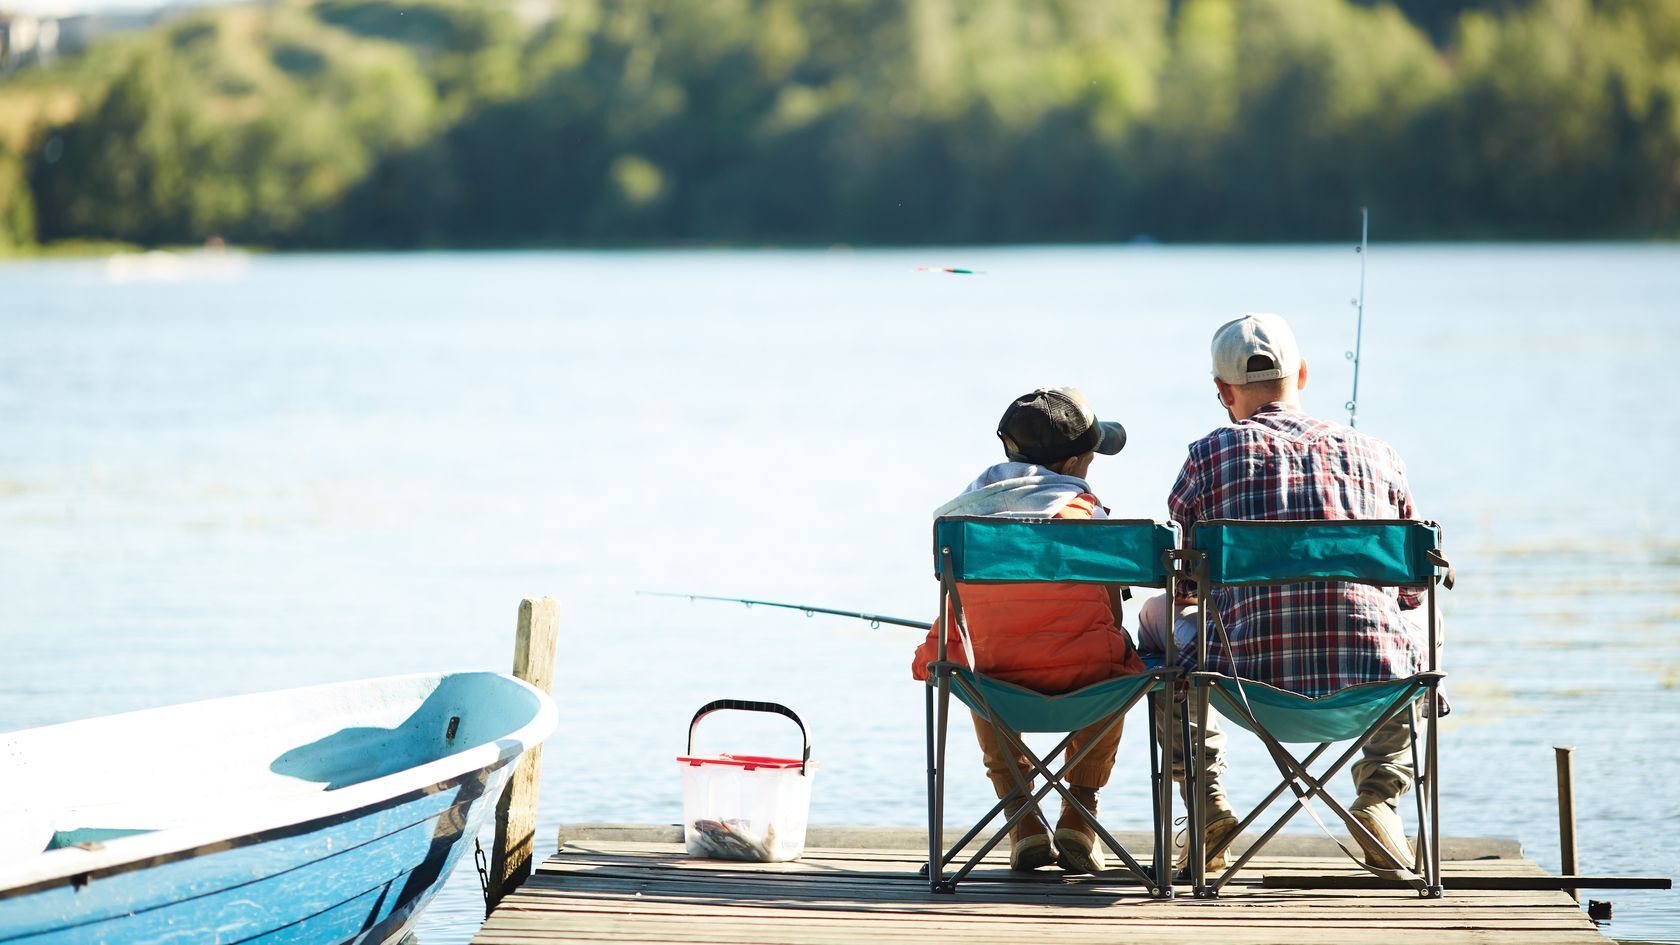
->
<box><xmin>1296</xmin><ymin>359</ymin><xmax>1309</xmax><ymax>391</ymax></box>
<box><xmin>1214</xmin><ymin>378</ymin><xmax>1235</xmax><ymax>406</ymax></box>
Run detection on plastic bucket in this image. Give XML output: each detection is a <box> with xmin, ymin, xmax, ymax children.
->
<box><xmin>677</xmin><ymin>700</ymin><xmax>815</xmax><ymax>862</ymax></box>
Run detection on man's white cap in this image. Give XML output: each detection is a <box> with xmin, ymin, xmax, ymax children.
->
<box><xmin>1211</xmin><ymin>312</ymin><xmax>1302</xmax><ymax>385</ymax></box>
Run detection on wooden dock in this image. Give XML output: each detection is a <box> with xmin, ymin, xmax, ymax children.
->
<box><xmin>473</xmin><ymin>825</ymin><xmax>1610</xmax><ymax>945</ymax></box>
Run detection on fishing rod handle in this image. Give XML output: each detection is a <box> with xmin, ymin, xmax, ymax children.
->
<box><xmin>687</xmin><ymin>699</ymin><xmax>811</xmax><ymax>775</ymax></box>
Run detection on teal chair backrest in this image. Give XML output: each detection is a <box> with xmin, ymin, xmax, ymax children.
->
<box><xmin>934</xmin><ymin>516</ymin><xmax>1177</xmax><ymax>587</ymax></box>
<box><xmin>1190</xmin><ymin>519</ymin><xmax>1440</xmax><ymax>588</ymax></box>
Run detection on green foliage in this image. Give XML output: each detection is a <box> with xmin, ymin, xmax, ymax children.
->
<box><xmin>0</xmin><ymin>0</ymin><xmax>1675</xmax><ymax>248</ymax></box>
<box><xmin>28</xmin><ymin>5</ymin><xmax>439</xmax><ymax>245</ymax></box>
<box><xmin>1410</xmin><ymin>0</ymin><xmax>1680</xmax><ymax>234</ymax></box>
<box><xmin>313</xmin><ymin>0</ymin><xmax>527</xmax><ymax>105</ymax></box>
<box><xmin>0</xmin><ymin>145</ymin><xmax>35</xmax><ymax>250</ymax></box>
<box><xmin>1133</xmin><ymin>0</ymin><xmax>1452</xmax><ymax>239</ymax></box>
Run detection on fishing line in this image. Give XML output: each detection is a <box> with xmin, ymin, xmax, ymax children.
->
<box><xmin>637</xmin><ymin>591</ymin><xmax>930</xmax><ymax>630</ymax></box>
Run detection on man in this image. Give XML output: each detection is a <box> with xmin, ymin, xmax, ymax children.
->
<box><xmin>1139</xmin><ymin>313</ymin><xmax>1432</xmax><ymax>870</ymax></box>
<box><xmin>911</xmin><ymin>387</ymin><xmax>1140</xmax><ymax>874</ymax></box>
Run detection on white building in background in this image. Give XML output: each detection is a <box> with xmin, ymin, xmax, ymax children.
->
<box><xmin>0</xmin><ymin>4</ymin><xmax>183</xmax><ymax>72</ymax></box>
<box><xmin>0</xmin><ymin>12</ymin><xmax>60</xmax><ymax>71</ymax></box>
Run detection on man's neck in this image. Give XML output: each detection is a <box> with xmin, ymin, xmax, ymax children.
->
<box><xmin>1233</xmin><ymin>396</ymin><xmax>1299</xmax><ymax>421</ymax></box>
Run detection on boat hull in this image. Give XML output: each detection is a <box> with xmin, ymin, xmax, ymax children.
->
<box><xmin>4</xmin><ymin>765</ymin><xmax>508</xmax><ymax>945</ymax></box>
<box><xmin>0</xmin><ymin>672</ymin><xmax>555</xmax><ymax>945</ymax></box>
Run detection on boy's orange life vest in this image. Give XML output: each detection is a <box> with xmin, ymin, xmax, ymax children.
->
<box><xmin>910</xmin><ymin>494</ymin><xmax>1145</xmax><ymax>694</ymax></box>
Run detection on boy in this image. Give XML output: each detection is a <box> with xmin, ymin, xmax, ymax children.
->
<box><xmin>911</xmin><ymin>387</ymin><xmax>1143</xmax><ymax>873</ymax></box>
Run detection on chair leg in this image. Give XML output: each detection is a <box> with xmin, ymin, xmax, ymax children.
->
<box><xmin>1409</xmin><ymin>711</ymin><xmax>1429</xmax><ymax>874</ymax></box>
<box><xmin>941</xmin><ymin>682</ymin><xmax>1080</xmax><ymax>889</ymax></box>
<box><xmin>1148</xmin><ymin>691</ymin><xmax>1174</xmax><ymax>898</ymax></box>
<box><xmin>932</xmin><ymin>675</ymin><xmax>955</xmax><ymax>893</ymax></box>
<box><xmin>1209</xmin><ymin>737</ymin><xmax>1354</xmax><ymax>888</ymax></box>
<box><xmin>1189</xmin><ymin>682</ymin><xmax>1212</xmax><ymax>897</ymax></box>
<box><xmin>1196</xmin><ymin>741</ymin><xmax>1333</xmax><ymax>890</ymax></box>
<box><xmin>1245</xmin><ymin>703</ymin><xmax>1424</xmax><ymax>860</ymax></box>
<box><xmin>936</xmin><ymin>676</ymin><xmax>1167</xmax><ymax>895</ymax></box>
<box><xmin>1408</xmin><ymin>712</ymin><xmax>1443</xmax><ymax>897</ymax></box>
<box><xmin>1208</xmin><ymin>751</ymin><xmax>1415</xmax><ymax>895</ymax></box>
<box><xmin>939</xmin><ymin>794</ymin><xmax>1013</xmax><ymax>870</ymax></box>
<box><xmin>1147</xmin><ymin>692</ymin><xmax>1160</xmax><ymax>858</ymax></box>
<box><xmin>1426</xmin><ymin>696</ymin><xmax>1444</xmax><ymax>897</ymax></box>
<box><xmin>924</xmin><ymin>680</ymin><xmax>943</xmax><ymax>892</ymax></box>
<box><xmin>1205</xmin><ymin>694</ymin><xmax>1429</xmax><ymax>895</ymax></box>
<box><xmin>988</xmin><ymin>713</ymin><xmax>1165</xmax><ymax>894</ymax></box>
<box><xmin>1177</xmin><ymin>694</ymin><xmax>1193</xmax><ymax>888</ymax></box>
<box><xmin>1219</xmin><ymin>742</ymin><xmax>1331</xmax><ymax>844</ymax></box>
<box><xmin>945</xmin><ymin>788</ymin><xmax>1046</xmax><ymax>887</ymax></box>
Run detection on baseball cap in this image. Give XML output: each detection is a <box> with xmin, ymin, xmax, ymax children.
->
<box><xmin>996</xmin><ymin>387</ymin><xmax>1126</xmax><ymax>465</ymax></box>
<box><xmin>1211</xmin><ymin>313</ymin><xmax>1302</xmax><ymax>385</ymax></box>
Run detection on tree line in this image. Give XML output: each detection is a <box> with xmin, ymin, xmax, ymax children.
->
<box><xmin>0</xmin><ymin>0</ymin><xmax>1675</xmax><ymax>251</ymax></box>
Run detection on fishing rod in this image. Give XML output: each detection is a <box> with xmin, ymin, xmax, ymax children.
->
<box><xmin>1346</xmin><ymin>207</ymin><xmax>1369</xmax><ymax>428</ymax></box>
<box><xmin>637</xmin><ymin>591</ymin><xmax>930</xmax><ymax>630</ymax></box>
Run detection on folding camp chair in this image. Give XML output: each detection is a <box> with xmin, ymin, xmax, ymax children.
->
<box><xmin>922</xmin><ymin>515</ymin><xmax>1181</xmax><ymax>897</ymax></box>
<box><xmin>1179</xmin><ymin>519</ymin><xmax>1453</xmax><ymax>899</ymax></box>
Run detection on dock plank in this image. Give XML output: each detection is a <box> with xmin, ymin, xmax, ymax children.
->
<box><xmin>476</xmin><ymin>836</ymin><xmax>1608</xmax><ymax>945</ymax></box>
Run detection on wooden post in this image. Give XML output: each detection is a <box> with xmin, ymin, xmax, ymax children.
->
<box><xmin>1555</xmin><ymin>746</ymin><xmax>1579</xmax><ymax>903</ymax></box>
<box><xmin>490</xmin><ymin>597</ymin><xmax>558</xmax><ymax>910</ymax></box>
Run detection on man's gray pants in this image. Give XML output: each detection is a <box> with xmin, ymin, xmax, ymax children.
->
<box><xmin>1135</xmin><ymin>593</ymin><xmax>1418</xmax><ymax>811</ymax></box>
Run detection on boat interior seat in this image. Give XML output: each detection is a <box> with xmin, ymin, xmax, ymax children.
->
<box><xmin>0</xmin><ymin>811</ymin><xmax>159</xmax><ymax>859</ymax></box>
<box><xmin>43</xmin><ymin>827</ymin><xmax>158</xmax><ymax>850</ymax></box>
<box><xmin>10</xmin><ymin>772</ymin><xmax>333</xmax><ymax>851</ymax></box>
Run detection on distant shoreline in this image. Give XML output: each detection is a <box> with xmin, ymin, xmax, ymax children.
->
<box><xmin>6</xmin><ymin>235</ymin><xmax>1680</xmax><ymax>260</ymax></box>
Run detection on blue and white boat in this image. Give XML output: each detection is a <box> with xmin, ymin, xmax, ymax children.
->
<box><xmin>0</xmin><ymin>672</ymin><xmax>558</xmax><ymax>945</ymax></box>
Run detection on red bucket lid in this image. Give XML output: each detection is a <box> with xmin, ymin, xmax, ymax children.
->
<box><xmin>676</xmin><ymin>752</ymin><xmax>808</xmax><ymax>771</ymax></box>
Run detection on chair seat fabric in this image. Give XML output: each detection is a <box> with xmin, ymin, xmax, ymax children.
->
<box><xmin>1206</xmin><ymin>675</ymin><xmax>1427</xmax><ymax>744</ymax></box>
<box><xmin>952</xmin><ymin>667</ymin><xmax>1157</xmax><ymax>734</ymax></box>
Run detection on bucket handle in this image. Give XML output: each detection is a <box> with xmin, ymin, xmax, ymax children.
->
<box><xmin>687</xmin><ymin>699</ymin><xmax>811</xmax><ymax>776</ymax></box>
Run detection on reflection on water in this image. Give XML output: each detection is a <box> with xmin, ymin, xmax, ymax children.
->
<box><xmin>1</xmin><ymin>246</ymin><xmax>1676</xmax><ymax>943</ymax></box>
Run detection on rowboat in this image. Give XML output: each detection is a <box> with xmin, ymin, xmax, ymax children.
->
<box><xmin>0</xmin><ymin>671</ymin><xmax>558</xmax><ymax>945</ymax></box>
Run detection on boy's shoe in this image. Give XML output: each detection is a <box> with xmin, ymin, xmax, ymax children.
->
<box><xmin>1004</xmin><ymin>799</ymin><xmax>1056</xmax><ymax>871</ymax></box>
<box><xmin>1175</xmin><ymin>794</ymin><xmax>1240</xmax><ymax>873</ymax></box>
<box><xmin>1349</xmin><ymin>793</ymin><xmax>1411</xmax><ymax>870</ymax></box>
<box><xmin>1054</xmin><ymin>786</ymin><xmax>1106</xmax><ymax>874</ymax></box>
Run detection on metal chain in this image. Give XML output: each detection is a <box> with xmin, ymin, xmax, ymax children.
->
<box><xmin>473</xmin><ymin>838</ymin><xmax>492</xmax><ymax>918</ymax></box>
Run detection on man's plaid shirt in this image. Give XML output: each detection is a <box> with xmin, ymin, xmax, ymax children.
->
<box><xmin>1168</xmin><ymin>401</ymin><xmax>1425</xmax><ymax>697</ymax></box>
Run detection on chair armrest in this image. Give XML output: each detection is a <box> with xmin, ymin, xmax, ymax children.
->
<box><xmin>923</xmin><ymin>660</ymin><xmax>965</xmax><ymax>680</ymax></box>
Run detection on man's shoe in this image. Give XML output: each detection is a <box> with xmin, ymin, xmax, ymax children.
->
<box><xmin>1349</xmin><ymin>793</ymin><xmax>1411</xmax><ymax>871</ymax></box>
<box><xmin>1004</xmin><ymin>799</ymin><xmax>1056</xmax><ymax>871</ymax></box>
<box><xmin>1054</xmin><ymin>786</ymin><xmax>1106</xmax><ymax>874</ymax></box>
<box><xmin>1175</xmin><ymin>794</ymin><xmax>1239</xmax><ymax>873</ymax></box>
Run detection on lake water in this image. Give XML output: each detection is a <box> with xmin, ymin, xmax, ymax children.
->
<box><xmin>2</xmin><ymin>245</ymin><xmax>1677</xmax><ymax>943</ymax></box>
